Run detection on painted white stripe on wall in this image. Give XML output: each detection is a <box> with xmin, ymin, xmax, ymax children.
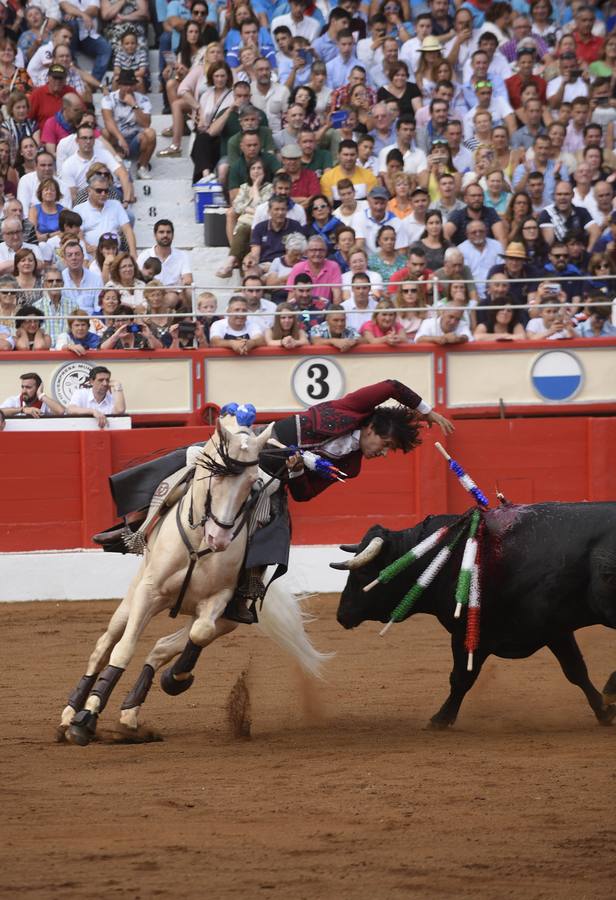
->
<box><xmin>0</xmin><ymin>546</ymin><xmax>350</xmax><ymax>602</ymax></box>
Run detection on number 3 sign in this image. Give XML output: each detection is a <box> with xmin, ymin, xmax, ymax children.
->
<box><xmin>292</xmin><ymin>357</ymin><xmax>345</xmax><ymax>406</ymax></box>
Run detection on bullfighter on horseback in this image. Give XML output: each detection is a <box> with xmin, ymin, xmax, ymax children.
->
<box><xmin>93</xmin><ymin>380</ymin><xmax>454</xmax><ymax>624</ymax></box>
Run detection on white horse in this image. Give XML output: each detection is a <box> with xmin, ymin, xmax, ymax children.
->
<box><xmin>60</xmin><ymin>414</ymin><xmax>329</xmax><ymax>746</ymax></box>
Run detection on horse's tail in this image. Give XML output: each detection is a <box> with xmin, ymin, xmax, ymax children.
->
<box><xmin>257</xmin><ymin>581</ymin><xmax>334</xmax><ymax>679</ymax></box>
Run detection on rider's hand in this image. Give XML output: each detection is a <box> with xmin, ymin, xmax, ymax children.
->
<box><xmin>422</xmin><ymin>410</ymin><xmax>455</xmax><ymax>435</ymax></box>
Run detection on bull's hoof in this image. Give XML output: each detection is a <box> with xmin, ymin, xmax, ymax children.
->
<box><xmin>427</xmin><ymin>716</ymin><xmax>454</xmax><ymax>730</ymax></box>
<box><xmin>598</xmin><ymin>704</ymin><xmax>616</xmax><ymax>726</ymax></box>
<box><xmin>68</xmin><ymin>710</ymin><xmax>98</xmax><ymax>746</ymax></box>
<box><xmin>602</xmin><ymin>672</ymin><xmax>616</xmax><ymax>707</ymax></box>
<box><xmin>160</xmin><ymin>668</ymin><xmax>194</xmax><ymax>696</ymax></box>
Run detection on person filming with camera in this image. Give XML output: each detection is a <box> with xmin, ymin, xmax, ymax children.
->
<box><xmin>169</xmin><ymin>313</ymin><xmax>208</xmax><ymax>349</ymax></box>
<box><xmin>67</xmin><ymin>365</ymin><xmax>127</xmax><ymax>429</ymax></box>
<box><xmin>98</xmin><ymin>304</ymin><xmax>163</xmax><ymax>351</ymax></box>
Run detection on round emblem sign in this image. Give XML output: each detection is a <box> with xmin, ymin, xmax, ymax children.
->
<box><xmin>51</xmin><ymin>361</ymin><xmax>94</xmax><ymax>406</ymax></box>
<box><xmin>531</xmin><ymin>351</ymin><xmax>583</xmax><ymax>402</ymax></box>
<box><xmin>292</xmin><ymin>357</ymin><xmax>345</xmax><ymax>406</ymax></box>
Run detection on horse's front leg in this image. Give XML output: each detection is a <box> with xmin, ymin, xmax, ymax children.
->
<box><xmin>159</xmin><ymin>590</ymin><xmax>237</xmax><ymax>696</ymax></box>
<box><xmin>118</xmin><ymin>622</ymin><xmax>194</xmax><ymax>730</ymax></box>
<box><xmin>58</xmin><ymin>594</ymin><xmax>132</xmax><ymax>734</ymax></box>
<box><xmin>68</xmin><ymin>581</ymin><xmax>165</xmax><ymax>746</ymax></box>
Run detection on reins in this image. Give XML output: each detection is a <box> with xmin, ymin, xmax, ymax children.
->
<box><xmin>168</xmin><ymin>444</ymin><xmax>289</xmax><ymax>619</ymax></box>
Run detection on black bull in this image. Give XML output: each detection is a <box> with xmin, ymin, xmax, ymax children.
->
<box><xmin>333</xmin><ymin>502</ymin><xmax>616</xmax><ymax>728</ymax></box>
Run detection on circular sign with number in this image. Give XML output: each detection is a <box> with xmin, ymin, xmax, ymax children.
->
<box><xmin>291</xmin><ymin>357</ymin><xmax>345</xmax><ymax>406</ymax></box>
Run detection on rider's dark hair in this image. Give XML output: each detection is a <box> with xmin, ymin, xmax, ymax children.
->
<box><xmin>368</xmin><ymin>404</ymin><xmax>422</xmax><ymax>453</ymax></box>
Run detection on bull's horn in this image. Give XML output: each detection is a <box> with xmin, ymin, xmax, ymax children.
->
<box><xmin>346</xmin><ymin>536</ymin><xmax>384</xmax><ymax>569</ymax></box>
<box><xmin>339</xmin><ymin>543</ymin><xmax>360</xmax><ymax>553</ymax></box>
<box><xmin>329</xmin><ymin>561</ymin><xmax>350</xmax><ymax>570</ymax></box>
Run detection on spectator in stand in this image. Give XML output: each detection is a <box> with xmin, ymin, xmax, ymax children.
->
<box><xmin>360</xmin><ymin>297</ymin><xmax>409</xmax><ymax>346</ymax></box>
<box><xmin>526</xmin><ymin>296</ymin><xmax>577</xmax><ymax>341</ymax></box>
<box><xmin>4</xmin><ymin>91</ymin><xmax>40</xmax><ymax>148</ymax></box>
<box><xmin>0</xmin><ymin>142</ymin><xmax>22</xmax><ymax>199</ymax></box>
<box><xmin>18</xmin><ymin>6</ymin><xmax>54</xmax><ymax>64</ymax></box>
<box><xmin>34</xmin><ymin>267</ymin><xmax>72</xmax><ymax>343</ymax></box>
<box><xmin>59</xmin><ymin>0</ymin><xmax>113</xmax><ymax>81</ymax></box>
<box><xmin>0</xmin><ymin>371</ymin><xmax>65</xmax><ymax>416</ymax></box>
<box><xmin>248</xmin><ymin>194</ymin><xmax>305</xmax><ymax>271</ymax></box>
<box><xmin>227</xmin><ymin>130</ymin><xmax>279</xmax><ymax>203</ymax></box>
<box><xmin>27</xmin><ymin>23</ymin><xmax>74</xmax><ymax>87</ymax></box>
<box><xmin>264</xmin><ymin>302</ymin><xmax>308</xmax><ymax>349</ymax></box>
<box><xmin>227</xmin><ymin>19</ymin><xmax>276</xmax><ymax>73</ymax></box>
<box><xmin>14</xmin><ymin>248</ymin><xmax>43</xmax><ymax>305</ymax></box>
<box><xmin>305</xmin><ymin>194</ymin><xmax>342</xmax><ymax>252</ymax></box>
<box><xmin>0</xmin><ymin>218</ymin><xmax>43</xmax><ymax>275</ymax></box>
<box><xmin>341</xmin><ymin>271</ymin><xmax>378</xmax><ymax>331</ymax></box>
<box><xmin>487</xmin><ymin>242</ymin><xmax>534</xmax><ymax>307</ymax></box>
<box><xmin>216</xmin><ymin>157</ymin><xmax>274</xmax><ymax>278</ymax></box>
<box><xmin>101</xmin><ymin>69</ymin><xmax>156</xmax><ymax>181</ymax></box>
<box><xmin>12</xmin><ymin>305</ymin><xmax>50</xmax><ymax>350</ymax></box>
<box><xmin>458</xmin><ymin>220</ymin><xmax>502</xmax><ymax>301</ymax></box>
<box><xmin>111</xmin><ymin>26</ymin><xmax>149</xmax><ymax>93</ymax></box>
<box><xmin>386</xmin><ymin>243</ymin><xmax>434</xmax><ymax>295</ymax></box>
<box><xmin>46</xmin><ymin>209</ymin><xmax>86</xmax><ymax>268</ymax></box>
<box><xmin>313</xmin><ymin>7</ymin><xmax>351</xmax><ymax>64</ymax></box>
<box><xmin>285</xmin><ymin>273</ymin><xmax>327</xmax><ymax>330</ymax></box>
<box><xmin>309</xmin><ymin>307</ymin><xmax>361</xmax><ymax>352</ymax></box>
<box><xmin>368</xmin><ymin>224</ymin><xmax>407</xmax><ymax>282</ymax></box>
<box><xmin>73</xmin><ymin>168</ymin><xmax>136</xmax><ymax>257</ymax></box>
<box><xmin>98</xmin><ymin>303</ymin><xmax>163</xmax><ymax>349</ymax></box>
<box><xmin>320</xmin><ymin>139</ymin><xmax>378</xmax><ymax>202</ymax></box>
<box><xmin>28</xmin><ymin>64</ymin><xmax>77</xmax><ymax>131</ymax></box>
<box><xmin>61</xmin><ymin>240</ymin><xmax>103</xmax><ymax>313</ymax></box>
<box><xmin>54</xmin><ymin>306</ymin><xmax>101</xmax><ymax>352</ymax></box>
<box><xmin>242</xmin><ymin>273</ymin><xmax>277</xmax><ymax>329</ymax></box>
<box><xmin>264</xmin><ymin>231</ymin><xmax>308</xmax><ymax>300</ymax></box>
<box><xmin>28</xmin><ymin>178</ymin><xmax>65</xmax><ymax>243</ymax></box>
<box><xmin>67</xmin><ymin>365</ymin><xmax>126</xmax><ymax>428</ymax></box>
<box><xmin>279</xmin><ymin>143</ymin><xmax>320</xmax><ymax>208</ymax></box>
<box><xmin>474</xmin><ymin>301</ymin><xmax>527</xmax><ymax>341</ymax></box>
<box><xmin>209</xmin><ymin>295</ymin><xmax>265</xmax><ymax>354</ymax></box>
<box><xmin>575</xmin><ymin>306</ymin><xmax>616</xmax><ymax>338</ymax></box>
<box><xmin>41</xmin><ymin>91</ymin><xmax>83</xmax><ymax>154</ymax></box>
<box><xmin>286</xmin><ymin>234</ymin><xmax>342</xmax><ymax>304</ymax></box>
<box><xmin>105</xmin><ymin>251</ymin><xmax>145</xmax><ymax>309</ymax></box>
<box><xmin>18</xmin><ymin>148</ymin><xmax>71</xmax><ymax>212</ymax></box>
<box><xmin>136</xmin><ymin>219</ymin><xmax>193</xmax><ymax>305</ymax></box>
<box><xmin>0</xmin><ymin>38</ymin><xmax>33</xmax><ymax>106</ymax></box>
<box><xmin>444</xmin><ymin>182</ymin><xmax>507</xmax><ymax>247</ymax></box>
<box><xmin>415</xmin><ymin>304</ymin><xmax>473</xmax><ymax>344</ymax></box>
<box><xmin>362</xmin><ymin>185</ymin><xmax>409</xmax><ymax>255</ymax></box>
<box><xmin>538</xmin><ymin>181</ymin><xmax>600</xmax><ymax>248</ymax></box>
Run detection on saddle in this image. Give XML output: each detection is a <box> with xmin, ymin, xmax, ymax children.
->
<box><xmin>123</xmin><ymin>465</ymin><xmax>194</xmax><ymax>554</ymax></box>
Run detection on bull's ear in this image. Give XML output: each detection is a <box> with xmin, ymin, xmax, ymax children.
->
<box><xmin>255</xmin><ymin>422</ymin><xmax>275</xmax><ymax>451</ymax></box>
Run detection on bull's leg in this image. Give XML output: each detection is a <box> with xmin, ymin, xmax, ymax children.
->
<box><xmin>59</xmin><ymin>597</ymin><xmax>131</xmax><ymax>732</ymax></box>
<box><xmin>69</xmin><ymin>583</ymin><xmax>163</xmax><ymax>746</ymax></box>
<box><xmin>159</xmin><ymin>613</ymin><xmax>237</xmax><ymax>696</ymax></box>
<box><xmin>428</xmin><ymin>637</ymin><xmax>487</xmax><ymax>729</ymax></box>
<box><xmin>548</xmin><ymin>633</ymin><xmax>616</xmax><ymax>726</ymax></box>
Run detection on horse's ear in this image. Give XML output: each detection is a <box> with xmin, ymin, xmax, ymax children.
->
<box><xmin>255</xmin><ymin>422</ymin><xmax>275</xmax><ymax>451</ymax></box>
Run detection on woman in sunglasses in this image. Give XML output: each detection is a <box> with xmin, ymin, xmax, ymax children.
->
<box><xmin>89</xmin><ymin>232</ymin><xmax>120</xmax><ymax>282</ymax></box>
<box><xmin>305</xmin><ymin>194</ymin><xmax>342</xmax><ymax>252</ymax></box>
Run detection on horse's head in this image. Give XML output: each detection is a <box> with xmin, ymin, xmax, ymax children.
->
<box><xmin>198</xmin><ymin>416</ymin><xmax>274</xmax><ymax>552</ymax></box>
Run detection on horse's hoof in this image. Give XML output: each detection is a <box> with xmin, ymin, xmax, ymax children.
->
<box><xmin>68</xmin><ymin>710</ymin><xmax>98</xmax><ymax>746</ymax></box>
<box><xmin>426</xmin><ymin>717</ymin><xmax>453</xmax><ymax>731</ymax></box>
<box><xmin>160</xmin><ymin>668</ymin><xmax>194</xmax><ymax>696</ymax></box>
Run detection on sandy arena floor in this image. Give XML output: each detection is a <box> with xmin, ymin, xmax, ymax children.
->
<box><xmin>1</xmin><ymin>596</ymin><xmax>614</xmax><ymax>900</ymax></box>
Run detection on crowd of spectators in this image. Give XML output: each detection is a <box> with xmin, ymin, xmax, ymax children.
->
<box><xmin>2</xmin><ymin>0</ymin><xmax>616</xmax><ymax>369</ymax></box>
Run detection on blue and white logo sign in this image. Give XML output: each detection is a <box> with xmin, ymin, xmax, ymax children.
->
<box><xmin>531</xmin><ymin>351</ymin><xmax>583</xmax><ymax>402</ymax></box>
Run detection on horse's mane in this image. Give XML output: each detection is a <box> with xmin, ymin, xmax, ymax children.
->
<box><xmin>198</xmin><ymin>426</ymin><xmax>258</xmax><ymax>478</ymax></box>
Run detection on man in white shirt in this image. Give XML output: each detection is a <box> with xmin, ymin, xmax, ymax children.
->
<box><xmin>341</xmin><ymin>273</ymin><xmax>378</xmax><ymax>331</ymax></box>
<box><xmin>73</xmin><ymin>170</ymin><xmax>136</xmax><ymax>256</ymax></box>
<box><xmin>1</xmin><ymin>371</ymin><xmax>65</xmax><ymax>417</ymax></box>
<box><xmin>458</xmin><ymin>221</ymin><xmax>502</xmax><ymax>300</ymax></box>
<box><xmin>137</xmin><ymin>219</ymin><xmax>193</xmax><ymax>305</ymax></box>
<box><xmin>271</xmin><ymin>0</ymin><xmax>320</xmax><ymax>43</ymax></box>
<box><xmin>377</xmin><ymin>115</ymin><xmax>428</xmax><ymax>186</ymax></box>
<box><xmin>399</xmin><ymin>15</ymin><xmax>433</xmax><ymax>72</ymax></box>
<box><xmin>17</xmin><ymin>150</ymin><xmax>72</xmax><ymax>212</ymax></box>
<box><xmin>242</xmin><ymin>275</ymin><xmax>277</xmax><ymax>329</ymax></box>
<box><xmin>250</xmin><ymin>58</ymin><xmax>289</xmax><ymax>133</ymax></box>
<box><xmin>67</xmin><ymin>365</ymin><xmax>126</xmax><ymax>428</ymax></box>
<box><xmin>27</xmin><ymin>21</ymin><xmax>73</xmax><ymax>85</ymax></box>
<box><xmin>462</xmin><ymin>80</ymin><xmax>515</xmax><ymax>142</ymax></box>
<box><xmin>0</xmin><ymin>218</ymin><xmax>43</xmax><ymax>274</ymax></box>
<box><xmin>100</xmin><ymin>69</ymin><xmax>156</xmax><ymax>181</ymax></box>
<box><xmin>546</xmin><ymin>52</ymin><xmax>589</xmax><ymax>110</ymax></box>
<box><xmin>415</xmin><ymin>305</ymin><xmax>473</xmax><ymax>344</ymax></box>
<box><xmin>209</xmin><ymin>296</ymin><xmax>265</xmax><ymax>354</ymax></box>
<box><xmin>61</xmin><ymin>123</ymin><xmax>133</xmax><ymax>203</ymax></box>
<box><xmin>363</xmin><ymin>186</ymin><xmax>410</xmax><ymax>255</ymax></box>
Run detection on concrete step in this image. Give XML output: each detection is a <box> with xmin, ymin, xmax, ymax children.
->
<box><xmin>151</xmin><ymin>114</ymin><xmax>173</xmax><ymax>133</ymax></box>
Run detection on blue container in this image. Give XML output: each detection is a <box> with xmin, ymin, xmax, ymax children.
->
<box><xmin>194</xmin><ymin>181</ymin><xmax>225</xmax><ymax>223</ymax></box>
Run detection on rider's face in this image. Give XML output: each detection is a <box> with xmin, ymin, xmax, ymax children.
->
<box><xmin>359</xmin><ymin>424</ymin><xmax>397</xmax><ymax>459</ymax></box>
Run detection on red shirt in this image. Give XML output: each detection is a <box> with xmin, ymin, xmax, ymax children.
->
<box><xmin>386</xmin><ymin>266</ymin><xmax>434</xmax><ymax>294</ymax></box>
<box><xmin>29</xmin><ymin>83</ymin><xmax>77</xmax><ymax>131</ymax></box>
<box><xmin>290</xmin><ymin>167</ymin><xmax>321</xmax><ymax>200</ymax></box>
<box><xmin>573</xmin><ymin>30</ymin><xmax>604</xmax><ymax>64</ymax></box>
<box><xmin>505</xmin><ymin>73</ymin><xmax>547</xmax><ymax>109</ymax></box>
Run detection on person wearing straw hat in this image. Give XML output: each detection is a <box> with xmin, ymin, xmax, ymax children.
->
<box><xmin>487</xmin><ymin>241</ymin><xmax>534</xmax><ymax>306</ymax></box>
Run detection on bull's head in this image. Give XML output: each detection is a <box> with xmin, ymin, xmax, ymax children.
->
<box><xmin>331</xmin><ymin>530</ymin><xmax>392</xmax><ymax>629</ymax></box>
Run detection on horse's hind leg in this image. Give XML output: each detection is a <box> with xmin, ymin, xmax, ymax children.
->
<box><xmin>118</xmin><ymin>622</ymin><xmax>193</xmax><ymax>730</ymax></box>
<box><xmin>59</xmin><ymin>596</ymin><xmax>131</xmax><ymax>732</ymax></box>
<box><xmin>160</xmin><ymin>602</ymin><xmax>237</xmax><ymax>696</ymax></box>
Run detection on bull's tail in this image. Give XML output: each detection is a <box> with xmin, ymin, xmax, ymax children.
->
<box><xmin>602</xmin><ymin>670</ymin><xmax>616</xmax><ymax>706</ymax></box>
<box><xmin>257</xmin><ymin>581</ymin><xmax>334</xmax><ymax>678</ymax></box>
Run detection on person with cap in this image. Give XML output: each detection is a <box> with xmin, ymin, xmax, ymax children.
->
<box><xmin>462</xmin><ymin>78</ymin><xmax>516</xmax><ymax>142</ymax></box>
<box><xmin>362</xmin><ymin>185</ymin><xmax>411</xmax><ymax>256</ymax></box>
<box><xmin>279</xmin><ymin>143</ymin><xmax>320</xmax><ymax>208</ymax></box>
<box><xmin>100</xmin><ymin>69</ymin><xmax>155</xmax><ymax>181</ymax></box>
<box><xmin>546</xmin><ymin>51</ymin><xmax>589</xmax><ymax>111</ymax></box>
<box><xmin>58</xmin><ymin>0</ymin><xmax>112</xmax><ymax>81</ymax></box>
<box><xmin>28</xmin><ymin>63</ymin><xmax>78</xmax><ymax>131</ymax></box>
<box><xmin>320</xmin><ymin>138</ymin><xmax>378</xmax><ymax>202</ymax></box>
<box><xmin>487</xmin><ymin>242</ymin><xmax>534</xmax><ymax>307</ymax></box>
<box><xmin>459</xmin><ymin>47</ymin><xmax>508</xmax><ymax>112</ymax></box>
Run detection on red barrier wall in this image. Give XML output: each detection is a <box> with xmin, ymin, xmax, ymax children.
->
<box><xmin>1</xmin><ymin>417</ymin><xmax>615</xmax><ymax>551</ymax></box>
